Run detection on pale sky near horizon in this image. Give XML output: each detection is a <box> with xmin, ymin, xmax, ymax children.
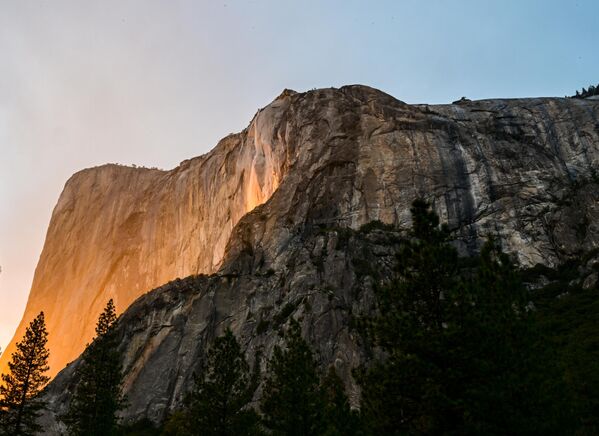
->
<box><xmin>1</xmin><ymin>0</ymin><xmax>598</xmax><ymax>353</ymax></box>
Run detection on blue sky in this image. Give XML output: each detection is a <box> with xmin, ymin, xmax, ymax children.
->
<box><xmin>0</xmin><ymin>0</ymin><xmax>598</xmax><ymax>351</ymax></box>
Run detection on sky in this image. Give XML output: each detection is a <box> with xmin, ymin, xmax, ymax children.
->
<box><xmin>1</xmin><ymin>0</ymin><xmax>598</xmax><ymax>353</ymax></box>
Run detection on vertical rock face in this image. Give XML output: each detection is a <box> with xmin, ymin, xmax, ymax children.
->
<box><xmin>5</xmin><ymin>85</ymin><xmax>599</xmax><ymax>432</ymax></box>
<box><xmin>0</xmin><ymin>94</ymin><xmax>293</xmax><ymax>378</ymax></box>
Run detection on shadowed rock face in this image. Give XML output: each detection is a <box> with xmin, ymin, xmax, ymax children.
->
<box><xmin>19</xmin><ymin>85</ymin><xmax>599</xmax><ymax>432</ymax></box>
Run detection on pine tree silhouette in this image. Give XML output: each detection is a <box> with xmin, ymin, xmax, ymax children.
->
<box><xmin>358</xmin><ymin>200</ymin><xmax>573</xmax><ymax>434</ymax></box>
<box><xmin>173</xmin><ymin>328</ymin><xmax>260</xmax><ymax>436</ymax></box>
<box><xmin>0</xmin><ymin>312</ymin><xmax>50</xmax><ymax>436</ymax></box>
<box><xmin>63</xmin><ymin>299</ymin><xmax>125</xmax><ymax>436</ymax></box>
<box><xmin>260</xmin><ymin>320</ymin><xmax>325</xmax><ymax>436</ymax></box>
<box><xmin>320</xmin><ymin>367</ymin><xmax>361</xmax><ymax>436</ymax></box>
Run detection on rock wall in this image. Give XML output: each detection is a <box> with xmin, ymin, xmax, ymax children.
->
<box><xmin>0</xmin><ymin>93</ymin><xmax>293</xmax><ymax>378</ymax></box>
<box><xmin>8</xmin><ymin>85</ymin><xmax>599</xmax><ymax>432</ymax></box>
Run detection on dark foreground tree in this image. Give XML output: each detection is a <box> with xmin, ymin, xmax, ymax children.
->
<box><xmin>0</xmin><ymin>312</ymin><xmax>50</xmax><ymax>436</ymax></box>
<box><xmin>167</xmin><ymin>328</ymin><xmax>261</xmax><ymax>436</ymax></box>
<box><xmin>357</xmin><ymin>200</ymin><xmax>458</xmax><ymax>434</ymax></box>
<box><xmin>118</xmin><ymin>417</ymin><xmax>161</xmax><ymax>435</ymax></box>
<box><xmin>260</xmin><ymin>320</ymin><xmax>325</xmax><ymax>436</ymax></box>
<box><xmin>320</xmin><ymin>367</ymin><xmax>362</xmax><ymax>436</ymax></box>
<box><xmin>63</xmin><ymin>299</ymin><xmax>125</xmax><ymax>436</ymax></box>
<box><xmin>358</xmin><ymin>200</ymin><xmax>572</xmax><ymax>435</ymax></box>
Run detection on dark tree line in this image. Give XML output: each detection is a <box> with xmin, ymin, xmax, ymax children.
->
<box><xmin>357</xmin><ymin>200</ymin><xmax>574</xmax><ymax>435</ymax></box>
<box><xmin>2</xmin><ymin>200</ymin><xmax>598</xmax><ymax>435</ymax></box>
<box><xmin>572</xmin><ymin>83</ymin><xmax>599</xmax><ymax>98</ymax></box>
<box><xmin>0</xmin><ymin>300</ymin><xmax>125</xmax><ymax>436</ymax></box>
<box><xmin>162</xmin><ymin>321</ymin><xmax>359</xmax><ymax>436</ymax></box>
<box><xmin>158</xmin><ymin>200</ymin><xmax>586</xmax><ymax>435</ymax></box>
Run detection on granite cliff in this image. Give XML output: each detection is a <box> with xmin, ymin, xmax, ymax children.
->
<box><xmin>0</xmin><ymin>95</ymin><xmax>289</xmax><ymax>378</ymax></box>
<box><xmin>5</xmin><ymin>85</ymin><xmax>599</xmax><ymax>431</ymax></box>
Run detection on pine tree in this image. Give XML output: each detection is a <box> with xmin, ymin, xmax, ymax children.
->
<box><xmin>260</xmin><ymin>320</ymin><xmax>325</xmax><ymax>436</ymax></box>
<box><xmin>320</xmin><ymin>367</ymin><xmax>361</xmax><ymax>436</ymax></box>
<box><xmin>458</xmin><ymin>241</ymin><xmax>575</xmax><ymax>434</ymax></box>
<box><xmin>177</xmin><ymin>328</ymin><xmax>261</xmax><ymax>436</ymax></box>
<box><xmin>358</xmin><ymin>200</ymin><xmax>573</xmax><ymax>435</ymax></box>
<box><xmin>0</xmin><ymin>311</ymin><xmax>50</xmax><ymax>436</ymax></box>
<box><xmin>63</xmin><ymin>299</ymin><xmax>125</xmax><ymax>436</ymax></box>
<box><xmin>358</xmin><ymin>200</ymin><xmax>459</xmax><ymax>434</ymax></box>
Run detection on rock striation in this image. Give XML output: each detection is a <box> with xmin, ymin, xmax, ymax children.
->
<box><xmin>6</xmin><ymin>85</ymin><xmax>599</xmax><ymax>432</ymax></box>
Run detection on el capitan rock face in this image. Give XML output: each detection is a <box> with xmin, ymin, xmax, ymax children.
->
<box><xmin>0</xmin><ymin>94</ymin><xmax>291</xmax><ymax>378</ymax></box>
<box><xmin>5</xmin><ymin>86</ymin><xmax>599</xmax><ymax>431</ymax></box>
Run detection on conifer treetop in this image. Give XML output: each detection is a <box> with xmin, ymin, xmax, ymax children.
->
<box><xmin>0</xmin><ymin>311</ymin><xmax>50</xmax><ymax>436</ymax></box>
<box><xmin>96</xmin><ymin>299</ymin><xmax>117</xmax><ymax>337</ymax></box>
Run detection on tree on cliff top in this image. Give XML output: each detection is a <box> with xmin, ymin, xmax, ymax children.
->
<box><xmin>0</xmin><ymin>311</ymin><xmax>50</xmax><ymax>436</ymax></box>
<box><xmin>63</xmin><ymin>299</ymin><xmax>126</xmax><ymax>436</ymax></box>
<box><xmin>572</xmin><ymin>83</ymin><xmax>599</xmax><ymax>98</ymax></box>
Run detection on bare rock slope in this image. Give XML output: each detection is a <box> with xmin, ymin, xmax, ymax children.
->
<box><xmin>13</xmin><ymin>86</ymin><xmax>599</xmax><ymax>430</ymax></box>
